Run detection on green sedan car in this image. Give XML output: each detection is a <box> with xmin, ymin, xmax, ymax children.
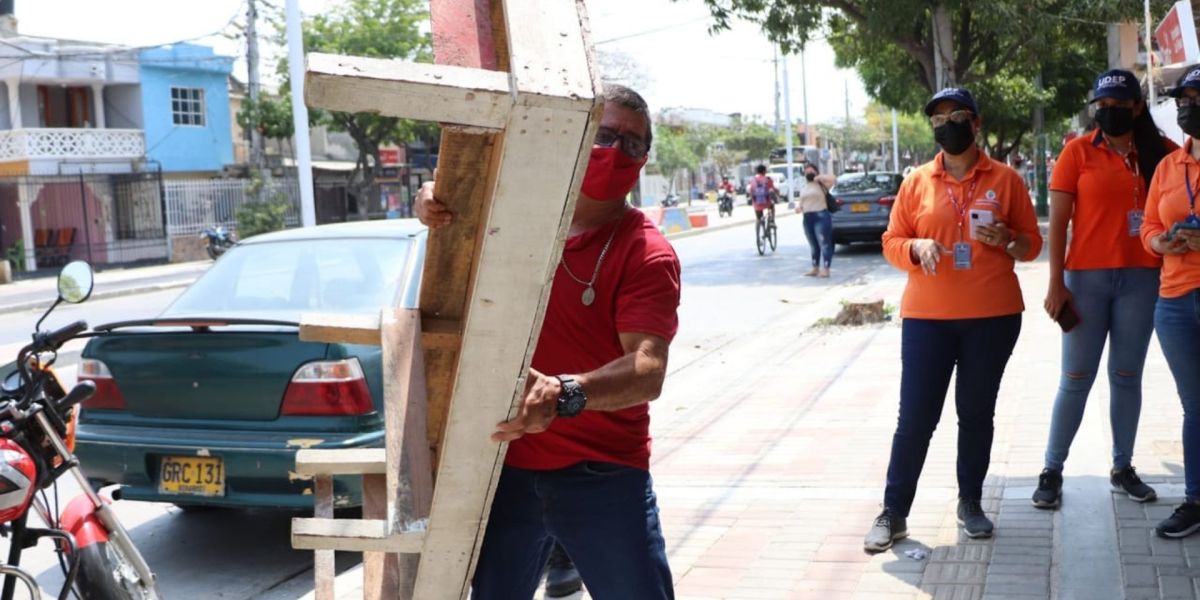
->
<box><xmin>75</xmin><ymin>219</ymin><xmax>427</xmax><ymax>509</ymax></box>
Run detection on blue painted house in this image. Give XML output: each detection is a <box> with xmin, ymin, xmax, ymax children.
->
<box><xmin>139</xmin><ymin>44</ymin><xmax>234</xmax><ymax>175</ymax></box>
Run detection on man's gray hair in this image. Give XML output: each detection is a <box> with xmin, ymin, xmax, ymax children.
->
<box><xmin>602</xmin><ymin>83</ymin><xmax>653</xmax><ymax>148</ymax></box>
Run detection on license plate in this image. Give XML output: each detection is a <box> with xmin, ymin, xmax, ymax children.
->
<box><xmin>159</xmin><ymin>456</ymin><xmax>225</xmax><ymax>497</ymax></box>
<box><xmin>850</xmin><ymin>203</ymin><xmax>870</xmax><ymax>213</ymax></box>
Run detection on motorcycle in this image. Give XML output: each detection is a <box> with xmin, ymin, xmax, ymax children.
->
<box><xmin>0</xmin><ymin>261</ymin><xmax>159</xmax><ymax>600</ymax></box>
<box><xmin>717</xmin><ymin>190</ymin><xmax>734</xmax><ymax>217</ymax></box>
<box><xmin>199</xmin><ymin>226</ymin><xmax>235</xmax><ymax>260</ymax></box>
<box><xmin>660</xmin><ymin>194</ymin><xmax>680</xmax><ymax>208</ymax></box>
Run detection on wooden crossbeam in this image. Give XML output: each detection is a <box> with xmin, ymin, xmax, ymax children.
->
<box><xmin>292</xmin><ymin>517</ymin><xmax>426</xmax><ymax>553</ymax></box>
<box><xmin>306</xmin><ymin>54</ymin><xmax>512</xmax><ymax>129</ymax></box>
<box><xmin>295</xmin><ymin>448</ymin><xmax>385</xmax><ymax>476</ymax></box>
<box><xmin>300</xmin><ymin>313</ymin><xmax>461</xmax><ymax>353</ymax></box>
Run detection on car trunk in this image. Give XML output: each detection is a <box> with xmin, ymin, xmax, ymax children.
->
<box><xmin>835</xmin><ymin>190</ymin><xmax>888</xmax><ymax>218</ymax></box>
<box><xmin>86</xmin><ymin>331</ymin><xmax>325</xmax><ymax>420</ymax></box>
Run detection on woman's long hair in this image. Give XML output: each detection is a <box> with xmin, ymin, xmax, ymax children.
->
<box><xmin>1132</xmin><ymin>105</ymin><xmax>1169</xmax><ymax>187</ymax></box>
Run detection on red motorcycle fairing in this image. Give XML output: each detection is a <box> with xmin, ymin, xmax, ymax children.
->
<box><xmin>60</xmin><ymin>494</ymin><xmax>110</xmax><ymax>550</ymax></box>
<box><xmin>0</xmin><ymin>440</ymin><xmax>37</xmax><ymax>523</ymax></box>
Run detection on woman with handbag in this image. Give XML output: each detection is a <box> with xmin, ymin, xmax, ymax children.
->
<box><xmin>795</xmin><ymin>163</ymin><xmax>838</xmax><ymax>277</ymax></box>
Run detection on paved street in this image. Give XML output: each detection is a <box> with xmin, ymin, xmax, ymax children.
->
<box><xmin>3</xmin><ymin>209</ymin><xmax>1195</xmax><ymax>600</ymax></box>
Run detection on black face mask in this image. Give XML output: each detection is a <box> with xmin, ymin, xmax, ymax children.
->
<box><xmin>1095</xmin><ymin>107</ymin><xmax>1135</xmax><ymax>137</ymax></box>
<box><xmin>934</xmin><ymin>121</ymin><xmax>975</xmax><ymax>155</ymax></box>
<box><xmin>805</xmin><ymin>173</ymin><xmax>816</xmax><ymax>181</ymax></box>
<box><xmin>1179</xmin><ymin>105</ymin><xmax>1200</xmax><ymax>139</ymax></box>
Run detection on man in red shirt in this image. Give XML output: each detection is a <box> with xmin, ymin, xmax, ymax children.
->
<box><xmin>416</xmin><ymin>84</ymin><xmax>680</xmax><ymax>600</ymax></box>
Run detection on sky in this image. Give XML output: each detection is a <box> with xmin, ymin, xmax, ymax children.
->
<box><xmin>14</xmin><ymin>0</ymin><xmax>871</xmax><ymax>127</ymax></box>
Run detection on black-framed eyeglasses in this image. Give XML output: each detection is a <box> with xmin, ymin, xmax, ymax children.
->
<box><xmin>1176</xmin><ymin>96</ymin><xmax>1200</xmax><ymax>108</ymax></box>
<box><xmin>595</xmin><ymin>127</ymin><xmax>649</xmax><ymax>159</ymax></box>
<box><xmin>929</xmin><ymin>109</ymin><xmax>975</xmax><ymax>128</ymax></box>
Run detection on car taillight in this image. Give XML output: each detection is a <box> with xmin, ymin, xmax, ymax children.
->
<box><xmin>835</xmin><ymin>197</ymin><xmax>845</xmax><ymax>206</ymax></box>
<box><xmin>878</xmin><ymin>196</ymin><xmax>896</xmax><ymax>207</ymax></box>
<box><xmin>281</xmin><ymin>358</ymin><xmax>374</xmax><ymax>416</ymax></box>
<box><xmin>77</xmin><ymin>359</ymin><xmax>127</xmax><ymax>411</ymax></box>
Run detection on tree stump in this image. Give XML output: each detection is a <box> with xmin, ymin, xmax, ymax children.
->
<box><xmin>833</xmin><ymin>299</ymin><xmax>886</xmax><ymax>326</ymax></box>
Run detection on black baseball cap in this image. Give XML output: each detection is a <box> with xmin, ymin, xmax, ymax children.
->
<box><xmin>923</xmin><ymin>88</ymin><xmax>979</xmax><ymax>117</ymax></box>
<box><xmin>1090</xmin><ymin>69</ymin><xmax>1141</xmax><ymax>103</ymax></box>
<box><xmin>1169</xmin><ymin>65</ymin><xmax>1200</xmax><ymax>98</ymax></box>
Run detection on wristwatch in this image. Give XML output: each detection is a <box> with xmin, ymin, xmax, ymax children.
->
<box><xmin>555</xmin><ymin>375</ymin><xmax>587</xmax><ymax>418</ymax></box>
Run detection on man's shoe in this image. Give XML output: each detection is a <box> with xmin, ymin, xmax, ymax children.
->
<box><xmin>863</xmin><ymin>509</ymin><xmax>908</xmax><ymax>552</ymax></box>
<box><xmin>1112</xmin><ymin>466</ymin><xmax>1157</xmax><ymax>503</ymax></box>
<box><xmin>544</xmin><ymin>544</ymin><xmax>582</xmax><ymax>598</ymax></box>
<box><xmin>1031</xmin><ymin>468</ymin><xmax>1063</xmax><ymax>509</ymax></box>
<box><xmin>1156</xmin><ymin>501</ymin><xmax>1200</xmax><ymax>539</ymax></box>
<box><xmin>957</xmin><ymin>499</ymin><xmax>994</xmax><ymax>539</ymax></box>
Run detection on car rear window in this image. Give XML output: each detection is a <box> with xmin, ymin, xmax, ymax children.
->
<box><xmin>163</xmin><ymin>238</ymin><xmax>413</xmax><ymax>321</ymax></box>
<box><xmin>833</xmin><ymin>174</ymin><xmax>900</xmax><ymax>193</ymax></box>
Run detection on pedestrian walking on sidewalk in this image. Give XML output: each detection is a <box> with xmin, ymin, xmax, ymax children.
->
<box><xmin>1032</xmin><ymin>69</ymin><xmax>1175</xmax><ymax>511</ymax></box>
<box><xmin>1141</xmin><ymin>66</ymin><xmax>1200</xmax><ymax>540</ymax></box>
<box><xmin>795</xmin><ymin>163</ymin><xmax>837</xmax><ymax>278</ymax></box>
<box><xmin>863</xmin><ymin>88</ymin><xmax>1043</xmax><ymax>552</ymax></box>
<box><xmin>418</xmin><ymin>84</ymin><xmax>680</xmax><ymax>598</ymax></box>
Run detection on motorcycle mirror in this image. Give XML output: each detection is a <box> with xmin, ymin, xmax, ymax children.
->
<box><xmin>57</xmin><ymin>261</ymin><xmax>94</xmax><ymax>304</ymax></box>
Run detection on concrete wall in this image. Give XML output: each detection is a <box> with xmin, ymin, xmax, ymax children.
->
<box><xmin>17</xmin><ymin>84</ymin><xmax>35</xmax><ymax>127</ymax></box>
<box><xmin>105</xmin><ymin>85</ymin><xmax>143</xmax><ymax>129</ymax></box>
<box><xmin>139</xmin><ymin>43</ymin><xmax>234</xmax><ymax>173</ymax></box>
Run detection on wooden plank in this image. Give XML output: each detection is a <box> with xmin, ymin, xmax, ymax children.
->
<box><xmin>295</xmin><ymin>448</ymin><xmax>385</xmax><ymax>476</ymax></box>
<box><xmin>362</xmin><ymin>474</ymin><xmax>400</xmax><ymax>600</ymax></box>
<box><xmin>379</xmin><ymin>308</ymin><xmax>434</xmax><ymax>597</ymax></box>
<box><xmin>299</xmin><ymin>312</ymin><xmax>381</xmax><ymax>346</ymax></box>
<box><xmin>292</xmin><ymin>518</ymin><xmax>425</xmax><ymax>553</ymax></box>
<box><xmin>422</xmin><ymin>318</ymin><xmax>462</xmax><ymax>350</ymax></box>
<box><xmin>305</xmin><ymin>53</ymin><xmax>511</xmax><ymax>129</ymax></box>
<box><xmin>312</xmin><ymin>476</ymin><xmax>335</xmax><ymax>600</ymax></box>
<box><xmin>501</xmin><ymin>0</ymin><xmax>594</xmax><ymax>103</ymax></box>
<box><xmin>431</xmin><ymin>0</ymin><xmax>500</xmax><ymax>70</ymax></box>
<box><xmin>411</xmin><ymin>2</ymin><xmax>601</xmax><ymax>595</ymax></box>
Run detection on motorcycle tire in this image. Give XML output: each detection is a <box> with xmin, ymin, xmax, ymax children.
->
<box><xmin>75</xmin><ymin>541</ymin><xmax>161</xmax><ymax>600</ymax></box>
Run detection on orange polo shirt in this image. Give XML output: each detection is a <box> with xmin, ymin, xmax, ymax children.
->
<box><xmin>1142</xmin><ymin>138</ymin><xmax>1200</xmax><ymax>298</ymax></box>
<box><xmin>1051</xmin><ymin>130</ymin><xmax>1173</xmax><ymax>271</ymax></box>
<box><xmin>883</xmin><ymin>152</ymin><xmax>1043</xmax><ymax>319</ymax></box>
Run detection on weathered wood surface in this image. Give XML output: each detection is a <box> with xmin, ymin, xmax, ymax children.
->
<box><xmin>295</xmin><ymin>448</ymin><xmax>385</xmax><ymax>476</ymax></box>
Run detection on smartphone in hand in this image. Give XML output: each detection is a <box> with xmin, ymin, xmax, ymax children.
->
<box><xmin>1168</xmin><ymin>221</ymin><xmax>1200</xmax><ymax>241</ymax></box>
<box><xmin>1056</xmin><ymin>300</ymin><xmax>1081</xmax><ymax>333</ymax></box>
<box><xmin>969</xmin><ymin>209</ymin><xmax>994</xmax><ymax>240</ymax></box>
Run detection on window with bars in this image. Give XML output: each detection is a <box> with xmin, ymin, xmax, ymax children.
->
<box><xmin>170</xmin><ymin>87</ymin><xmax>205</xmax><ymax>127</ymax></box>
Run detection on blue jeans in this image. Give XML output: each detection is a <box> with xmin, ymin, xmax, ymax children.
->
<box><xmin>1043</xmin><ymin>268</ymin><xmax>1159</xmax><ymax>472</ymax></box>
<box><xmin>884</xmin><ymin>315</ymin><xmax>1022</xmax><ymax>516</ymax></box>
<box><xmin>1155</xmin><ymin>292</ymin><xmax>1200</xmax><ymax>501</ymax></box>
<box><xmin>802</xmin><ymin>210</ymin><xmax>834</xmax><ymax>269</ymax></box>
<box><xmin>471</xmin><ymin>463</ymin><xmax>674</xmax><ymax>600</ymax></box>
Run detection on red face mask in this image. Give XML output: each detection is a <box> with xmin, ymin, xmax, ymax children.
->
<box><xmin>581</xmin><ymin>146</ymin><xmax>647</xmax><ymax>201</ymax></box>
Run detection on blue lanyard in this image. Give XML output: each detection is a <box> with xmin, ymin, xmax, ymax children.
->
<box><xmin>1186</xmin><ymin>164</ymin><xmax>1200</xmax><ymax>225</ymax></box>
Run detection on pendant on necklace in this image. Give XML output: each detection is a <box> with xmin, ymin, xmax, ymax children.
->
<box><xmin>581</xmin><ymin>286</ymin><xmax>596</xmax><ymax>306</ymax></box>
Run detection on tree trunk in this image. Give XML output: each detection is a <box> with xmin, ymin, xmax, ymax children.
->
<box><xmin>931</xmin><ymin>6</ymin><xmax>956</xmax><ymax>89</ymax></box>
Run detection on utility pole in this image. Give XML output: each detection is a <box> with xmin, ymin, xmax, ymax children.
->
<box><xmin>1034</xmin><ymin>72</ymin><xmax>1048</xmax><ymax>217</ymax></box>
<box><xmin>286</xmin><ymin>0</ymin><xmax>316</xmax><ymax>227</ymax></box>
<box><xmin>843</xmin><ymin>79</ymin><xmax>850</xmax><ymax>172</ymax></box>
<box><xmin>1145</xmin><ymin>0</ymin><xmax>1156</xmax><ymax>105</ymax></box>
<box><xmin>891</xmin><ymin>108</ymin><xmax>900</xmax><ymax>171</ymax></box>
<box><xmin>773</xmin><ymin>47</ymin><xmax>781</xmax><ymax>137</ymax></box>
<box><xmin>782</xmin><ymin>50</ymin><xmax>794</xmax><ymax>201</ymax></box>
<box><xmin>801</xmin><ymin>47</ymin><xmax>810</xmax><ymax>146</ymax></box>
<box><xmin>246</xmin><ymin>0</ymin><xmax>264</xmax><ymax>173</ymax></box>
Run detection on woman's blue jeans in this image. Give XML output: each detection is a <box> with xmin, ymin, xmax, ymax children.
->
<box><xmin>1155</xmin><ymin>291</ymin><xmax>1200</xmax><ymax>501</ymax></box>
<box><xmin>883</xmin><ymin>314</ymin><xmax>1022</xmax><ymax>517</ymax></box>
<box><xmin>802</xmin><ymin>210</ymin><xmax>834</xmax><ymax>269</ymax></box>
<box><xmin>1043</xmin><ymin>268</ymin><xmax>1159</xmax><ymax>472</ymax></box>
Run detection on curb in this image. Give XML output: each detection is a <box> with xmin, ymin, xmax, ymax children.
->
<box><xmin>666</xmin><ymin>210</ymin><xmax>798</xmax><ymax>242</ymax></box>
<box><xmin>0</xmin><ymin>281</ymin><xmax>194</xmax><ymax>315</ymax></box>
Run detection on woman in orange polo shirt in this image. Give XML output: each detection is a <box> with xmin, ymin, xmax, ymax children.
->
<box><xmin>1142</xmin><ymin>65</ymin><xmax>1200</xmax><ymax>539</ymax></box>
<box><xmin>863</xmin><ymin>88</ymin><xmax>1042</xmax><ymax>552</ymax></box>
<box><xmin>1032</xmin><ymin>70</ymin><xmax>1173</xmax><ymax>511</ymax></box>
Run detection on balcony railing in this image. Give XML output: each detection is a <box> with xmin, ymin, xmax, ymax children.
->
<box><xmin>0</xmin><ymin>128</ymin><xmax>145</xmax><ymax>162</ymax></box>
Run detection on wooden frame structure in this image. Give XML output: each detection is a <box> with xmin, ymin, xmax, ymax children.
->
<box><xmin>289</xmin><ymin>1</ymin><xmax>603</xmax><ymax>598</ymax></box>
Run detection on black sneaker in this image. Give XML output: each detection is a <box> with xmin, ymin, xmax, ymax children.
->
<box><xmin>1156</xmin><ymin>501</ymin><xmax>1200</xmax><ymax>539</ymax></box>
<box><xmin>957</xmin><ymin>499</ymin><xmax>994</xmax><ymax>539</ymax></box>
<box><xmin>1111</xmin><ymin>466</ymin><xmax>1157</xmax><ymax>503</ymax></box>
<box><xmin>863</xmin><ymin>509</ymin><xmax>908</xmax><ymax>553</ymax></box>
<box><xmin>1031</xmin><ymin>469</ymin><xmax>1063</xmax><ymax>509</ymax></box>
<box><xmin>544</xmin><ymin>543</ymin><xmax>582</xmax><ymax>598</ymax></box>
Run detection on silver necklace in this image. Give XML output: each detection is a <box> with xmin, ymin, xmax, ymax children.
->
<box><xmin>559</xmin><ymin>221</ymin><xmax>621</xmax><ymax>306</ymax></box>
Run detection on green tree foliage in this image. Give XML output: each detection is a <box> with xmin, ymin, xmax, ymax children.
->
<box><xmin>722</xmin><ymin>120</ymin><xmax>779</xmax><ymax>163</ymax></box>
<box><xmin>863</xmin><ymin>103</ymin><xmax>939</xmax><ymax>167</ymax></box>
<box><xmin>237</xmin><ymin>95</ymin><xmax>295</xmax><ymax>154</ymax></box>
<box><xmin>289</xmin><ymin>0</ymin><xmax>438</xmax><ymax>215</ymax></box>
<box><xmin>236</xmin><ymin>200</ymin><xmax>291</xmax><ymax>239</ymax></box>
<box><xmin>653</xmin><ymin>127</ymin><xmax>699</xmax><ymax>193</ymax></box>
<box><xmin>695</xmin><ymin>1</ymin><xmax>1170</xmax><ymax>160</ymax></box>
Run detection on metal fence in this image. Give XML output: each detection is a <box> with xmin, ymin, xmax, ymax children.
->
<box><xmin>0</xmin><ymin>172</ymin><xmax>168</xmax><ymax>271</ymax></box>
<box><xmin>164</xmin><ymin>178</ymin><xmax>302</xmax><ymax>237</ymax></box>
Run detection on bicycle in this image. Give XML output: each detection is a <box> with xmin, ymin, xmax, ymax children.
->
<box><xmin>755</xmin><ymin>210</ymin><xmax>778</xmax><ymax>256</ymax></box>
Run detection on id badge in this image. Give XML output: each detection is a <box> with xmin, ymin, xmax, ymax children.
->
<box><xmin>1127</xmin><ymin>209</ymin><xmax>1144</xmax><ymax>237</ymax></box>
<box><xmin>953</xmin><ymin>242</ymin><xmax>972</xmax><ymax>270</ymax></box>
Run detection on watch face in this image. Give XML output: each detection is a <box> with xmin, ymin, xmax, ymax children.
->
<box><xmin>559</xmin><ymin>393</ymin><xmax>586</xmax><ymax>417</ymax></box>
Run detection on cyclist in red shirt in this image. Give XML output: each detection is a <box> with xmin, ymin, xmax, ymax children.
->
<box><xmin>748</xmin><ymin>164</ymin><xmax>777</xmax><ymax>223</ymax></box>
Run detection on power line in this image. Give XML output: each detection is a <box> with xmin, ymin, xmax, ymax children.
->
<box><xmin>595</xmin><ymin>17</ymin><xmax>713</xmax><ymax>45</ymax></box>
